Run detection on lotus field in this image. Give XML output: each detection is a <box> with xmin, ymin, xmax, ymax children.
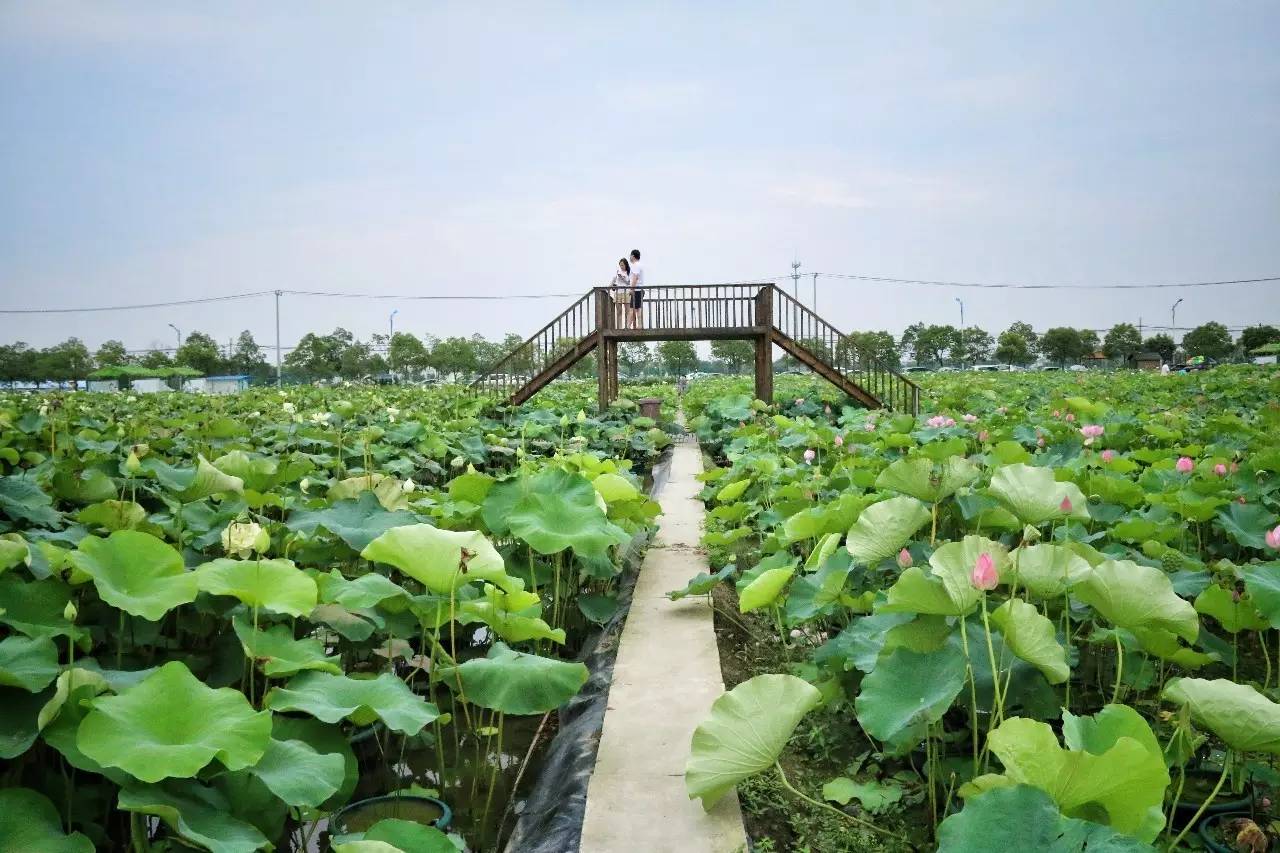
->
<box><xmin>0</xmin><ymin>383</ymin><xmax>673</xmax><ymax>851</ymax></box>
<box><xmin>680</xmin><ymin>366</ymin><xmax>1280</xmax><ymax>851</ymax></box>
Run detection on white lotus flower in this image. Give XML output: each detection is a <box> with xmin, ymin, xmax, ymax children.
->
<box><xmin>282</xmin><ymin>402</ymin><xmax>296</xmax><ymax>414</ymax></box>
<box><xmin>221</xmin><ymin>521</ymin><xmax>269</xmax><ymax>558</ymax></box>
<box><xmin>402</xmin><ymin>478</ymin><xmax>416</xmax><ymax>493</ymax></box>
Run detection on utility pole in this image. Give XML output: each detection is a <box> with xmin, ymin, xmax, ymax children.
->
<box><xmin>274</xmin><ymin>290</ymin><xmax>282</xmax><ymax>387</ymax></box>
<box><xmin>954</xmin><ymin>298</ymin><xmax>965</xmax><ymax>368</ymax></box>
<box><xmin>167</xmin><ymin>324</ymin><xmax>182</xmax><ymax>353</ymax></box>
<box><xmin>812</xmin><ymin>272</ymin><xmax>818</xmax><ymax>309</ymax></box>
<box><xmin>791</xmin><ymin>260</ymin><xmax>801</xmax><ymax>299</ymax></box>
<box><xmin>1171</xmin><ymin>298</ymin><xmax>1184</xmax><ymax>343</ymax></box>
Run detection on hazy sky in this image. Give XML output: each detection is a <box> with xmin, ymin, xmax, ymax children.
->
<box><xmin>2</xmin><ymin>2</ymin><xmax>1278</xmax><ymax>358</ymax></box>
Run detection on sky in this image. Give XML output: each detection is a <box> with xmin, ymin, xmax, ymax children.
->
<box><xmin>1</xmin><ymin>1</ymin><xmax>1278</xmax><ymax>359</ymax></box>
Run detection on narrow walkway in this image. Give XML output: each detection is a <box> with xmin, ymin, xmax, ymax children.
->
<box><xmin>580</xmin><ymin>432</ymin><xmax>747</xmax><ymax>852</ymax></box>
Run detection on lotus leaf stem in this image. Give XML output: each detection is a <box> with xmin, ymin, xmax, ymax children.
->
<box><xmin>1111</xmin><ymin>630</ymin><xmax>1123</xmax><ymax>706</ymax></box>
<box><xmin>773</xmin><ymin>762</ymin><xmax>904</xmax><ymax>841</ymax></box>
<box><xmin>979</xmin><ymin>594</ymin><xmax>1005</xmax><ymax>728</ymax></box>
<box><xmin>1167</xmin><ymin>755</ymin><xmax>1230</xmax><ymax>850</ymax></box>
<box><xmin>957</xmin><ymin>615</ymin><xmax>979</xmax><ymax>773</ymax></box>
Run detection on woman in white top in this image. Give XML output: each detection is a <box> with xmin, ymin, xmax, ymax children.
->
<box><xmin>610</xmin><ymin>257</ymin><xmax>631</xmax><ymax>328</ymax></box>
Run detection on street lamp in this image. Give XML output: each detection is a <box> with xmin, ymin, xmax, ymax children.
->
<box><xmin>167</xmin><ymin>324</ymin><xmax>182</xmax><ymax>353</ymax></box>
<box><xmin>389</xmin><ymin>309</ymin><xmax>398</xmax><ymax>342</ymax></box>
<box><xmin>1171</xmin><ymin>298</ymin><xmax>1184</xmax><ymax>342</ymax></box>
<box><xmin>954</xmin><ymin>297</ymin><xmax>965</xmax><ymax>330</ymax></box>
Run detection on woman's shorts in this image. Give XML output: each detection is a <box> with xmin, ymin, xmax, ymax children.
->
<box><xmin>631</xmin><ymin>289</ymin><xmax>644</xmax><ymax>309</ymax></box>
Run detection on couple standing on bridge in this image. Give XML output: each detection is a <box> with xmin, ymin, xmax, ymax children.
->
<box><xmin>609</xmin><ymin>249</ymin><xmax>645</xmax><ymax>330</ymax></box>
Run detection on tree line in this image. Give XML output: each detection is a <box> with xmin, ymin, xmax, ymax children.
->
<box><xmin>2</xmin><ymin>321</ymin><xmax>1276</xmax><ymax>384</ymax></box>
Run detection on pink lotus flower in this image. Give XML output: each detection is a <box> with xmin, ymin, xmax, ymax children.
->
<box><xmin>1239</xmin><ymin>496</ymin><xmax>1247</xmax><ymax>504</ymax></box>
<box><xmin>897</xmin><ymin>548</ymin><xmax>913</xmax><ymax>569</ymax></box>
<box><xmin>1101</xmin><ymin>449</ymin><xmax>1116</xmax><ymax>463</ymax></box>
<box><xmin>1052</xmin><ymin>409</ymin><xmax>1061</xmax><ymax>418</ymax></box>
<box><xmin>963</xmin><ymin>413</ymin><xmax>977</xmax><ymax>423</ymax></box>
<box><xmin>1267</xmin><ymin>526</ymin><xmax>1280</xmax><ymax>550</ymax></box>
<box><xmin>978</xmin><ymin>430</ymin><xmax>989</xmax><ymax>443</ymax></box>
<box><xmin>864</xmin><ymin>421</ymin><xmax>876</xmax><ymax>432</ymax></box>
<box><xmin>1060</xmin><ymin>495</ymin><xmax>1073</xmax><ymax>513</ymax></box>
<box><xmin>971</xmin><ymin>553</ymin><xmax>998</xmax><ymax>590</ymax></box>
<box><xmin>1065</xmin><ymin>413</ymin><xmax>1076</xmax><ymax>422</ymax></box>
<box><xmin>1214</xmin><ymin>463</ymin><xmax>1228</xmax><ymax>477</ymax></box>
<box><xmin>1080</xmin><ymin>425</ymin><xmax>1104</xmax><ymax>439</ymax></box>
<box><xmin>803</xmin><ymin>449</ymin><xmax>816</xmax><ymax>464</ymax></box>
<box><xmin>834</xmin><ymin>434</ymin><xmax>844</xmax><ymax>447</ymax></box>
<box><xmin>1176</xmin><ymin>457</ymin><xmax>1194</xmax><ymax>474</ymax></box>
<box><xmin>795</xmin><ymin>397</ymin><xmax>804</xmax><ymax>405</ymax></box>
<box><xmin>1037</xmin><ymin>437</ymin><xmax>1045</xmax><ymax>447</ymax></box>
<box><xmin>926</xmin><ymin>415</ymin><xmax>957</xmax><ymax>429</ymax></box>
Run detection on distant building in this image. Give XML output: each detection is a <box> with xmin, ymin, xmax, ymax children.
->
<box><xmin>203</xmin><ymin>375</ymin><xmax>251</xmax><ymax>395</ymax></box>
<box><xmin>1082</xmin><ymin>350</ymin><xmax>1109</xmax><ymax>369</ymax></box>
<box><xmin>1133</xmin><ymin>352</ymin><xmax>1163</xmax><ymax>371</ymax></box>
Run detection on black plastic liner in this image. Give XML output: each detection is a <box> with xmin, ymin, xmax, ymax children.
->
<box><xmin>501</xmin><ymin>446</ymin><xmax>674</xmax><ymax>853</ymax></box>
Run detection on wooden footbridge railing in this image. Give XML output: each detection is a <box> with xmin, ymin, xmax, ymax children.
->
<box><xmin>470</xmin><ymin>283</ymin><xmax>920</xmax><ymax>414</ymax></box>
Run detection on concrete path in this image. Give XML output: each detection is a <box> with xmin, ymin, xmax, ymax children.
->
<box><xmin>580</xmin><ymin>434</ymin><xmax>747</xmax><ymax>853</ymax></box>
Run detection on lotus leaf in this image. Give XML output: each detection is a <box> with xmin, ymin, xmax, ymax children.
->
<box><xmin>272</xmin><ymin>715</ymin><xmax>359</xmax><ymax>811</ymax></box>
<box><xmin>211</xmin><ymin>450</ymin><xmax>279</xmax><ymax>492</ymax></box>
<box><xmin>361</xmin><ymin>524</ymin><xmax>519</xmax><ymax>594</ymax></box>
<box><xmin>317</xmin><ymin>569</ymin><xmax>411</xmax><ymax>609</ymax></box>
<box><xmin>437</xmin><ymin>642</ymin><xmax>587</xmax><ymax>715</ymax></box>
<box><xmin>882</xmin><ymin>567</ymin><xmax>974</xmax><ymax>616</ymax></box>
<box><xmin>1193</xmin><ymin>584</ymin><xmax>1267</xmax><ymax>633</ymax></box>
<box><xmin>0</xmin><ymin>475</ymin><xmax>62</xmax><ymax>526</ymax></box>
<box><xmin>0</xmin><ymin>685</ymin><xmax>52</xmax><ymax>759</ymax></box>
<box><xmin>845</xmin><ymin>496</ymin><xmax>931</xmax><ymax>565</ymax></box>
<box><xmin>69</xmin><ymin>531</ymin><xmax>199</xmax><ymax>621</ymax></box>
<box><xmin>328</xmin><ymin>474</ymin><xmax>408</xmax><ymax>511</ymax></box>
<box><xmin>457</xmin><ymin>585</ymin><xmax>565</xmax><ymax>644</ymax></box>
<box><xmin>36</xmin><ymin>666</ymin><xmax>109</xmax><ymax>730</ymax></box>
<box><xmin>76</xmin><ymin>499</ymin><xmax>148</xmax><ymax>531</ymax></box>
<box><xmin>1074</xmin><ymin>559</ymin><xmax>1199</xmax><ymax>643</ymax></box>
<box><xmin>989</xmin><ymin>599</ymin><xmax>1069</xmax><ymax>684</ymax></box>
<box><xmin>0</xmin><ymin>634</ymin><xmax>59</xmax><ymax>691</ymax></box>
<box><xmin>821</xmin><ymin>777</ymin><xmax>904</xmax><ymax>813</ymax></box>
<box><xmin>667</xmin><ymin>564</ymin><xmax>736</xmax><ymax>601</ymax></box>
<box><xmin>231</xmin><ymin>614</ymin><xmax>342</xmax><ymax>677</ymax></box>
<box><xmin>52</xmin><ymin>468</ymin><xmax>117</xmax><ymax>504</ymax></box>
<box><xmin>988</xmin><ymin>463</ymin><xmax>1089</xmax><ymax>525</ymax></box>
<box><xmin>785</xmin><ymin>558</ymin><xmax>851</xmax><ymax>621</ymax></box>
<box><xmin>483</xmin><ymin>468</ymin><xmax>630</xmax><ymax>559</ymax></box>
<box><xmin>77</xmin><ymin>661</ymin><xmax>272</xmax><ymax>782</ymax></box>
<box><xmin>287</xmin><ymin>493</ymin><xmax>421</xmax><ymax>552</ymax></box>
<box><xmin>592</xmin><ymin>472</ymin><xmax>640</xmax><ymax>503</ymax></box>
<box><xmin>0</xmin><ymin>788</ymin><xmax>94</xmax><ymax>853</ymax></box>
<box><xmin>854</xmin><ymin>644</ymin><xmax>966</xmax><ymax>754</ymax></box>
<box><xmin>928</xmin><ymin>536</ymin><xmax>1010</xmax><ymax>612</ymax></box>
<box><xmin>716</xmin><ymin>478</ymin><xmax>751</xmax><ymax>502</ymax></box>
<box><xmin>1216</xmin><ymin>503</ymin><xmax>1279</xmax><ymax>550</ymax></box>
<box><xmin>938</xmin><ymin>784</ymin><xmax>1155</xmax><ymax>852</ymax></box>
<box><xmin>739</xmin><ymin>564</ymin><xmax>796</xmax><ymax>613</ymax></box>
<box><xmin>875</xmin><ymin>455</ymin><xmax>980</xmax><ymax>503</ymax></box>
<box><xmin>196</xmin><ymin>557</ymin><xmax>318</xmax><ymax>618</ymax></box>
<box><xmin>265</xmin><ymin>671</ymin><xmax>440</xmax><ymax>734</ymax></box>
<box><xmin>118</xmin><ymin>780</ymin><xmax>270</xmax><ymax>853</ymax></box>
<box><xmin>1162</xmin><ymin>678</ymin><xmax>1280</xmax><ymax>754</ymax></box>
<box><xmin>363</xmin><ymin>819</ymin><xmax>456</xmax><ymax>853</ymax></box>
<box><xmin>0</xmin><ymin>535</ymin><xmax>29</xmax><ymax>572</ymax></box>
<box><xmin>248</xmin><ymin>737</ymin><xmax>346</xmax><ymax>807</ymax></box>
<box><xmin>1006</xmin><ymin>544</ymin><xmax>1093</xmax><ymax>599</ymax></box>
<box><xmin>685</xmin><ymin>674</ymin><xmax>821</xmax><ymax>808</ymax></box>
<box><xmin>803</xmin><ymin>532</ymin><xmax>842</xmax><ymax>571</ymax></box>
<box><xmin>968</xmin><ymin>709</ymin><xmax>1169</xmax><ymax>842</ymax></box>
<box><xmin>1242</xmin><ymin>562</ymin><xmax>1280</xmax><ymax>628</ymax></box>
<box><xmin>176</xmin><ymin>455</ymin><xmax>245</xmax><ymax>501</ymax></box>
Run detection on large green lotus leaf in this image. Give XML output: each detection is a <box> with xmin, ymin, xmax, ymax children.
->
<box><xmin>196</xmin><ymin>557</ymin><xmax>318</xmax><ymax>617</ymax></box>
<box><xmin>363</xmin><ymin>819</ymin><xmax>456</xmax><ymax>853</ymax></box>
<box><xmin>286</xmin><ymin>492</ymin><xmax>421</xmax><ymax>553</ymax></box>
<box><xmin>853</xmin><ymin>643</ymin><xmax>966</xmax><ymax>754</ymax></box>
<box><xmin>361</xmin><ymin>524</ymin><xmax>519</xmax><ymax>594</ymax></box>
<box><xmin>0</xmin><ymin>535</ymin><xmax>29</xmax><ymax>573</ymax></box>
<box><xmin>875</xmin><ymin>455</ymin><xmax>980</xmax><ymax>503</ymax></box>
<box><xmin>882</xmin><ymin>567</ymin><xmax>972</xmax><ymax>616</ymax></box>
<box><xmin>0</xmin><ymin>475</ymin><xmax>62</xmax><ymax>526</ymax></box>
<box><xmin>928</xmin><ymin>536</ymin><xmax>1010</xmax><ymax>613</ymax></box>
<box><xmin>1162</xmin><ymin>678</ymin><xmax>1280</xmax><ymax>755</ymax></box>
<box><xmin>76</xmin><ymin>499</ymin><xmax>148</xmax><ymax>531</ymax></box>
<box><xmin>78</xmin><ymin>661</ymin><xmax>271</xmax><ymax>782</ymax></box>
<box><xmin>845</xmin><ymin>496</ymin><xmax>931</xmax><ymax>565</ymax></box>
<box><xmin>69</xmin><ymin>531</ymin><xmax>198</xmax><ymax>621</ymax></box>
<box><xmin>448</xmin><ymin>469</ymin><xmax>495</xmax><ymax>505</ymax></box>
<box><xmin>0</xmin><ymin>788</ymin><xmax>94</xmax><ymax>853</ymax></box>
<box><xmin>785</xmin><ymin>558</ymin><xmax>852</xmax><ymax>621</ymax></box>
<box><xmin>739</xmin><ymin>565</ymin><xmax>796</xmax><ymax>613</ymax></box>
<box><xmin>592</xmin><ymin>472</ymin><xmax>640</xmax><ymax>504</ymax></box>
<box><xmin>1242</xmin><ymin>562</ymin><xmax>1280</xmax><ymax>628</ymax></box>
<box><xmin>272</xmin><ymin>715</ymin><xmax>359</xmax><ymax>811</ymax></box>
<box><xmin>457</xmin><ymin>585</ymin><xmax>566</xmax><ymax>645</ymax></box>
<box><xmin>438</xmin><ymin>642</ymin><xmax>587</xmax><ymax>715</ymax></box>
<box><xmin>686</xmin><ymin>674</ymin><xmax>821</xmax><ymax>809</ymax></box>
<box><xmin>118</xmin><ymin>780</ymin><xmax>269</xmax><ymax>853</ymax></box>
<box><xmin>975</xmin><ymin>713</ymin><xmax>1169</xmax><ymax>842</ymax></box>
<box><xmin>1216</xmin><ymin>503</ymin><xmax>1279</xmax><ymax>550</ymax></box>
<box><xmin>176</xmin><ymin>455</ymin><xmax>245</xmax><ymax>502</ymax></box>
<box><xmin>989</xmin><ymin>599</ymin><xmax>1069</xmax><ymax>685</ymax></box>
<box><xmin>803</xmin><ymin>531</ymin><xmax>842</xmax><ymax>570</ymax></box>
<box><xmin>486</xmin><ymin>468</ymin><xmax>631</xmax><ymax>559</ymax></box>
<box><xmin>1007</xmin><ymin>544</ymin><xmax>1093</xmax><ymax>599</ymax></box>
<box><xmin>1193</xmin><ymin>584</ymin><xmax>1268</xmax><ymax>633</ymax></box>
<box><xmin>52</xmin><ymin>468</ymin><xmax>117</xmax><ymax>504</ymax></box>
<box><xmin>316</xmin><ymin>569</ymin><xmax>410</xmax><ymax>610</ymax></box>
<box><xmin>988</xmin><ymin>463</ymin><xmax>1090</xmax><ymax>525</ymax></box>
<box><xmin>231</xmin><ymin>613</ymin><xmax>342</xmax><ymax>677</ymax></box>
<box><xmin>265</xmin><ymin>671</ymin><xmax>440</xmax><ymax>734</ymax></box>
<box><xmin>937</xmin><ymin>784</ymin><xmax>1155</xmax><ymax>853</ymax></box>
<box><xmin>248</xmin><ymin>737</ymin><xmax>345</xmax><ymax>807</ymax></box>
<box><xmin>0</xmin><ymin>685</ymin><xmax>53</xmax><ymax>758</ymax></box>
<box><xmin>716</xmin><ymin>478</ymin><xmax>751</xmax><ymax>502</ymax></box>
<box><xmin>0</xmin><ymin>634</ymin><xmax>59</xmax><ymax>691</ymax></box>
<box><xmin>309</xmin><ymin>604</ymin><xmax>380</xmax><ymax>641</ymax></box>
<box><xmin>1074</xmin><ymin>559</ymin><xmax>1198</xmax><ymax>643</ymax></box>
<box><xmin>211</xmin><ymin>450</ymin><xmax>278</xmax><ymax>493</ymax></box>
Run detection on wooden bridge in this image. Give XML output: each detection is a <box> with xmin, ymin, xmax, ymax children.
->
<box><xmin>470</xmin><ymin>283</ymin><xmax>920</xmax><ymax>414</ymax></box>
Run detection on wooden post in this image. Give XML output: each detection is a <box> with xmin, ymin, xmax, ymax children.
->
<box><xmin>595</xmin><ymin>289</ymin><xmax>610</xmax><ymax>411</ymax></box>
<box><xmin>754</xmin><ymin>286</ymin><xmax>774</xmax><ymax>404</ymax></box>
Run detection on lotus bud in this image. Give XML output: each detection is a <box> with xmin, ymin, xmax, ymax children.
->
<box><xmin>833</xmin><ymin>434</ymin><xmax>844</xmax><ymax>448</ymax></box>
<box><xmin>795</xmin><ymin>398</ymin><xmax>804</xmax><ymax>405</ymax></box>
<box><xmin>803</xmin><ymin>449</ymin><xmax>816</xmax><ymax>464</ymax></box>
<box><xmin>63</xmin><ymin>601</ymin><xmax>77</xmax><ymax>622</ymax></box>
<box><xmin>402</xmin><ymin>478</ymin><xmax>416</xmax><ymax>494</ymax></box>
<box><xmin>970</xmin><ymin>552</ymin><xmax>998</xmax><ymax>591</ymax></box>
<box><xmin>577</xmin><ymin>410</ymin><xmax>587</xmax><ymax>423</ymax></box>
<box><xmin>125</xmin><ymin>451</ymin><xmax>142</xmax><ymax>475</ymax></box>
<box><xmin>1022</xmin><ymin>524</ymin><xmax>1041</xmax><ymax>544</ymax></box>
<box><xmin>978</xmin><ymin>430</ymin><xmax>989</xmax><ymax>443</ymax></box>
<box><xmin>1101</xmin><ymin>449</ymin><xmax>1115</xmax><ymax>463</ymax></box>
<box><xmin>897</xmin><ymin>548</ymin><xmax>913</xmax><ymax>569</ymax></box>
<box><xmin>864</xmin><ymin>421</ymin><xmax>876</xmax><ymax>432</ymax></box>
<box><xmin>559</xmin><ymin>414</ymin><xmax>570</xmax><ymax>427</ymax></box>
<box><xmin>300</xmin><ymin>478</ymin><xmax>312</xmax><ymax>493</ymax></box>
<box><xmin>1037</xmin><ymin>437</ymin><xmax>1045</xmax><ymax>447</ymax></box>
<box><xmin>451</xmin><ymin>456</ymin><xmax>465</xmax><ymax>469</ymax></box>
<box><xmin>282</xmin><ymin>401</ymin><xmax>296</xmax><ymax>414</ymax></box>
<box><xmin>1059</xmin><ymin>495</ymin><xmax>1073</xmax><ymax>514</ymax></box>
<box><xmin>1214</xmin><ymin>463</ymin><xmax>1227</xmax><ymax>477</ymax></box>
<box><xmin>1065</xmin><ymin>413</ymin><xmax>1075</xmax><ymax>422</ymax></box>
<box><xmin>1176</xmin><ymin>456</ymin><xmax>1194</xmax><ymax>473</ymax></box>
<box><xmin>1267</xmin><ymin>526</ymin><xmax>1280</xmax><ymax>550</ymax></box>
<box><xmin>789</xmin><ymin>628</ymin><xmax>803</xmax><ymax>639</ymax></box>
<box><xmin>963</xmin><ymin>414</ymin><xmax>977</xmax><ymax>423</ymax></box>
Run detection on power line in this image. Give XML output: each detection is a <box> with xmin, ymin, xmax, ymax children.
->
<box><xmin>0</xmin><ymin>291</ymin><xmax>274</xmax><ymax>315</ymax></box>
<box><xmin>812</xmin><ymin>272</ymin><xmax>1280</xmax><ymax>290</ymax></box>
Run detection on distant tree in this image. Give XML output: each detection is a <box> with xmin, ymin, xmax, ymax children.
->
<box><xmin>955</xmin><ymin>327</ymin><xmax>994</xmax><ymax>364</ymax></box>
<box><xmin>387</xmin><ymin>333</ymin><xmax>430</xmax><ymax>380</ymax></box>
<box><xmin>994</xmin><ymin>331</ymin><xmax>1033</xmax><ymax>366</ymax></box>
<box><xmin>139</xmin><ymin>349</ymin><xmax>173</xmax><ymax>369</ymax></box>
<box><xmin>912</xmin><ymin>325</ymin><xmax>960</xmax><ymax>367</ymax></box>
<box><xmin>1005</xmin><ymin>322</ymin><xmax>1039</xmax><ymax>355</ymax></box>
<box><xmin>709</xmin><ymin>340</ymin><xmax>754</xmax><ymax>373</ymax></box>
<box><xmin>658</xmin><ymin>340</ymin><xmax>698</xmax><ymax>376</ymax></box>
<box><xmin>175</xmin><ymin>331</ymin><xmax>224</xmax><ymax>375</ymax></box>
<box><xmin>1240</xmin><ymin>325</ymin><xmax>1280</xmax><ymax>355</ymax></box>
<box><xmin>337</xmin><ymin>339</ymin><xmax>380</xmax><ymax>378</ymax></box>
<box><xmin>618</xmin><ymin>342</ymin><xmax>653</xmax><ymax>377</ymax></box>
<box><xmin>1040</xmin><ymin>327</ymin><xmax>1087</xmax><ymax>367</ymax></box>
<box><xmin>430</xmin><ymin>336</ymin><xmax>480</xmax><ymax>379</ymax></box>
<box><xmin>1103</xmin><ymin>323</ymin><xmax>1143</xmax><ymax>361</ymax></box>
<box><xmin>1182</xmin><ymin>322</ymin><xmax>1234</xmax><ymax>361</ymax></box>
<box><xmin>1079</xmin><ymin>329</ymin><xmax>1101</xmax><ymax>355</ymax></box>
<box><xmin>899</xmin><ymin>323</ymin><xmax>926</xmax><ymax>364</ymax></box>
<box><xmin>284</xmin><ymin>332</ymin><xmax>343</xmax><ymax>380</ymax></box>
<box><xmin>227</xmin><ymin>331</ymin><xmax>270</xmax><ymax>381</ymax></box>
<box><xmin>497</xmin><ymin>333</ymin><xmax>533</xmax><ymax>376</ymax></box>
<box><xmin>1143</xmin><ymin>334</ymin><xmax>1176</xmax><ymax>363</ymax></box>
<box><xmin>0</xmin><ymin>342</ymin><xmax>38</xmax><ymax>382</ymax></box>
<box><xmin>94</xmin><ymin>340</ymin><xmax>131</xmax><ymax>368</ymax></box>
<box><xmin>35</xmin><ymin>338</ymin><xmax>93</xmax><ymax>381</ymax></box>
<box><xmin>469</xmin><ymin>334</ymin><xmax>503</xmax><ymax>374</ymax></box>
<box><xmin>838</xmin><ymin>331</ymin><xmax>900</xmax><ymax>369</ymax></box>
